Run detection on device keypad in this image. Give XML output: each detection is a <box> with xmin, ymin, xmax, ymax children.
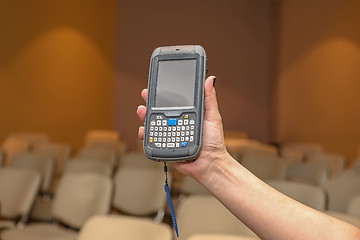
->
<box><xmin>148</xmin><ymin>114</ymin><xmax>196</xmax><ymax>149</ymax></box>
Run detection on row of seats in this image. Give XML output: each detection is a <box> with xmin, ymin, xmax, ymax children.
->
<box><xmin>1</xmin><ymin>131</ymin><xmax>360</xmax><ymax>239</ymax></box>
<box><xmin>0</xmin><ymin>166</ymin><xmax>263</xmax><ymax>240</ymax></box>
<box><xmin>0</xmin><ymin>130</ymin><xmax>126</xmax><ymax>169</ymax></box>
<box><xmin>0</xmin><ymin>165</ymin><xmax>170</xmax><ymax>239</ymax></box>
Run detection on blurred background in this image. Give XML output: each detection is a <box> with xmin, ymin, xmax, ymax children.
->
<box><xmin>0</xmin><ymin>0</ymin><xmax>360</xmax><ymax>239</ymax></box>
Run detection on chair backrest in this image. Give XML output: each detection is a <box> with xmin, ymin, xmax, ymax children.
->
<box><xmin>51</xmin><ymin>173</ymin><xmax>112</xmax><ymax>229</ymax></box>
<box><xmin>77</xmin><ymin>215</ymin><xmax>172</xmax><ymax>240</ymax></box>
<box><xmin>241</xmin><ymin>148</ymin><xmax>278</xmax><ymax>162</ymax></box>
<box><xmin>0</xmin><ymin>168</ymin><xmax>40</xmax><ymax>219</ymax></box>
<box><xmin>308</xmin><ymin>153</ymin><xmax>346</xmax><ymax>179</ymax></box>
<box><xmin>84</xmin><ymin>130</ymin><xmax>120</xmax><ymax>147</ymax></box>
<box><xmin>225</xmin><ymin>139</ymin><xmax>277</xmax><ymax>157</ymax></box>
<box><xmin>177</xmin><ymin>195</ymin><xmax>258</xmax><ymax>240</ymax></box>
<box><xmin>280</xmin><ymin>148</ymin><xmax>304</xmax><ymax>164</ymax></box>
<box><xmin>267</xmin><ymin>180</ymin><xmax>326</xmax><ymax>211</ymax></box>
<box><xmin>347</xmin><ymin>195</ymin><xmax>360</xmax><ymax>217</ymax></box>
<box><xmin>10</xmin><ymin>152</ymin><xmax>55</xmax><ymax>193</ymax></box>
<box><xmin>224</xmin><ymin>130</ymin><xmax>248</xmax><ymax>139</ymax></box>
<box><xmin>281</xmin><ymin>143</ymin><xmax>323</xmax><ymax>160</ymax></box>
<box><xmin>89</xmin><ymin>141</ymin><xmax>128</xmax><ymax>166</ymax></box>
<box><xmin>34</xmin><ymin>142</ymin><xmax>72</xmax><ymax>177</ymax></box>
<box><xmin>1</xmin><ymin>137</ymin><xmax>30</xmax><ymax>166</ymax></box>
<box><xmin>63</xmin><ymin>159</ymin><xmax>112</xmax><ymax>177</ymax></box>
<box><xmin>8</xmin><ymin>132</ymin><xmax>49</xmax><ymax>150</ymax></box>
<box><xmin>179</xmin><ymin>175</ymin><xmax>211</xmax><ymax>195</ymax></box>
<box><xmin>286</xmin><ymin>163</ymin><xmax>329</xmax><ymax>186</ymax></box>
<box><xmin>113</xmin><ymin>167</ymin><xmax>167</xmax><ymax>215</ymax></box>
<box><xmin>241</xmin><ymin>155</ymin><xmax>287</xmax><ymax>181</ymax></box>
<box><xmin>78</xmin><ymin>147</ymin><xmax>116</xmax><ymax>168</ymax></box>
<box><xmin>323</xmin><ymin>172</ymin><xmax>360</xmax><ymax>212</ymax></box>
<box><xmin>120</xmin><ymin>152</ymin><xmax>161</xmax><ymax>169</ymax></box>
<box><xmin>186</xmin><ymin>234</ymin><xmax>259</xmax><ymax>240</ymax></box>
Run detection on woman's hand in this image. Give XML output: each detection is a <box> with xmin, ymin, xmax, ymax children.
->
<box><xmin>136</xmin><ymin>76</ymin><xmax>230</xmax><ymax>181</ymax></box>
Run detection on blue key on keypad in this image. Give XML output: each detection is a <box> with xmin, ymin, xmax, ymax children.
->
<box><xmin>181</xmin><ymin>142</ymin><xmax>188</xmax><ymax>147</ymax></box>
<box><xmin>168</xmin><ymin>119</ymin><xmax>177</xmax><ymax>126</ymax></box>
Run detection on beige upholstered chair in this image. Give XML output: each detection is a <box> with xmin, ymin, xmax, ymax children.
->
<box><xmin>32</xmin><ymin>158</ymin><xmax>112</xmax><ymax>222</ymax></box>
<box><xmin>63</xmin><ymin>158</ymin><xmax>112</xmax><ymax>177</ymax></box>
<box><xmin>241</xmin><ymin>155</ymin><xmax>287</xmax><ymax>181</ymax></box>
<box><xmin>77</xmin><ymin>215</ymin><xmax>172</xmax><ymax>240</ymax></box>
<box><xmin>34</xmin><ymin>142</ymin><xmax>72</xmax><ymax>177</ymax></box>
<box><xmin>281</xmin><ymin>142</ymin><xmax>323</xmax><ymax>160</ymax></box>
<box><xmin>8</xmin><ymin>132</ymin><xmax>49</xmax><ymax>150</ymax></box>
<box><xmin>113</xmin><ymin>167</ymin><xmax>168</xmax><ymax>216</ymax></box>
<box><xmin>286</xmin><ymin>163</ymin><xmax>329</xmax><ymax>186</ymax></box>
<box><xmin>1</xmin><ymin>138</ymin><xmax>30</xmax><ymax>166</ymax></box>
<box><xmin>323</xmin><ymin>171</ymin><xmax>360</xmax><ymax>212</ymax></box>
<box><xmin>225</xmin><ymin>139</ymin><xmax>277</xmax><ymax>157</ymax></box>
<box><xmin>2</xmin><ymin>173</ymin><xmax>112</xmax><ymax>240</ymax></box>
<box><xmin>120</xmin><ymin>152</ymin><xmax>161</xmax><ymax>169</ymax></box>
<box><xmin>89</xmin><ymin>141</ymin><xmax>128</xmax><ymax>164</ymax></box>
<box><xmin>10</xmin><ymin>152</ymin><xmax>55</xmax><ymax>194</ymax></box>
<box><xmin>224</xmin><ymin>130</ymin><xmax>248</xmax><ymax>139</ymax></box>
<box><xmin>267</xmin><ymin>180</ymin><xmax>326</xmax><ymax>211</ymax></box>
<box><xmin>308</xmin><ymin>153</ymin><xmax>346</xmax><ymax>179</ymax></box>
<box><xmin>347</xmin><ymin>195</ymin><xmax>360</xmax><ymax>217</ymax></box>
<box><xmin>280</xmin><ymin>148</ymin><xmax>304</xmax><ymax>164</ymax></box>
<box><xmin>241</xmin><ymin>148</ymin><xmax>278</xmax><ymax>160</ymax></box>
<box><xmin>186</xmin><ymin>234</ymin><xmax>258</xmax><ymax>240</ymax></box>
<box><xmin>31</xmin><ymin>159</ymin><xmax>111</xmax><ymax>222</ymax></box>
<box><xmin>77</xmin><ymin>147</ymin><xmax>116</xmax><ymax>168</ymax></box>
<box><xmin>177</xmin><ymin>195</ymin><xmax>259</xmax><ymax>240</ymax></box>
<box><xmin>84</xmin><ymin>129</ymin><xmax>120</xmax><ymax>147</ymax></box>
<box><xmin>0</xmin><ymin>168</ymin><xmax>40</xmax><ymax>229</ymax></box>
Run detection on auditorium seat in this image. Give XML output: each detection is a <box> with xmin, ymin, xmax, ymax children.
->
<box><xmin>77</xmin><ymin>215</ymin><xmax>172</xmax><ymax>240</ymax></box>
<box><xmin>2</xmin><ymin>173</ymin><xmax>112</xmax><ymax>240</ymax></box>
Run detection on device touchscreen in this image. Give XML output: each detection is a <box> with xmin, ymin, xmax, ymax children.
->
<box><xmin>155</xmin><ymin>59</ymin><xmax>196</xmax><ymax>108</ymax></box>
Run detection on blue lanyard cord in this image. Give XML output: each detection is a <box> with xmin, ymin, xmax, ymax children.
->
<box><xmin>164</xmin><ymin>163</ymin><xmax>179</xmax><ymax>238</ymax></box>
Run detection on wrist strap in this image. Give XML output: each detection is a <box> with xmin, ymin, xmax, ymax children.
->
<box><xmin>164</xmin><ymin>162</ymin><xmax>179</xmax><ymax>238</ymax></box>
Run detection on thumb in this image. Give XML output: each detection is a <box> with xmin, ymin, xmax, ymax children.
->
<box><xmin>204</xmin><ymin>76</ymin><xmax>221</xmax><ymax>120</ymax></box>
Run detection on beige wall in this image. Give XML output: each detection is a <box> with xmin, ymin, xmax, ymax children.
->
<box><xmin>0</xmin><ymin>1</ymin><xmax>116</xmax><ymax>149</ymax></box>
<box><xmin>276</xmin><ymin>0</ymin><xmax>360</xmax><ymax>160</ymax></box>
<box><xmin>115</xmin><ymin>0</ymin><xmax>276</xmax><ymax>149</ymax></box>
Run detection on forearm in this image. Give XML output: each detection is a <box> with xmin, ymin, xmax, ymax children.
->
<box><xmin>194</xmin><ymin>152</ymin><xmax>360</xmax><ymax>240</ymax></box>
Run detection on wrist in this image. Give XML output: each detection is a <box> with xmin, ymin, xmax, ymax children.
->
<box><xmin>194</xmin><ymin>150</ymin><xmax>235</xmax><ymax>188</ymax></box>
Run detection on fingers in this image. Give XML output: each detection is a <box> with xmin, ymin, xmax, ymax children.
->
<box><xmin>204</xmin><ymin>76</ymin><xmax>221</xmax><ymax>120</ymax></box>
<box><xmin>137</xmin><ymin>105</ymin><xmax>146</xmax><ymax>123</ymax></box>
<box><xmin>138</xmin><ymin>126</ymin><xmax>144</xmax><ymax>140</ymax></box>
<box><xmin>141</xmin><ymin>89</ymin><xmax>148</xmax><ymax>103</ymax></box>
<box><xmin>137</xmin><ymin>89</ymin><xmax>148</xmax><ymax>140</ymax></box>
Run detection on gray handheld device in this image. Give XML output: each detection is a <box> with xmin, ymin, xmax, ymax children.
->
<box><xmin>143</xmin><ymin>45</ymin><xmax>207</xmax><ymax>162</ymax></box>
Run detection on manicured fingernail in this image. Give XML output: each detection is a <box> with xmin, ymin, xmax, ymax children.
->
<box><xmin>213</xmin><ymin>77</ymin><xmax>216</xmax><ymax>87</ymax></box>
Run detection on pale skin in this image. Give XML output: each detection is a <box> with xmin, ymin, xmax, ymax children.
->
<box><xmin>137</xmin><ymin>76</ymin><xmax>360</xmax><ymax>240</ymax></box>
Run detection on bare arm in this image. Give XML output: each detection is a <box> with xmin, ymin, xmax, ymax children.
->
<box><xmin>137</xmin><ymin>76</ymin><xmax>360</xmax><ymax>240</ymax></box>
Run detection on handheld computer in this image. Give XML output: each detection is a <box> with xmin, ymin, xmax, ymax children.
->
<box><xmin>143</xmin><ymin>45</ymin><xmax>207</xmax><ymax>162</ymax></box>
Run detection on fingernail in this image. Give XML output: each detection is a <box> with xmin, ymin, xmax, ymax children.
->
<box><xmin>213</xmin><ymin>77</ymin><xmax>216</xmax><ymax>87</ymax></box>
